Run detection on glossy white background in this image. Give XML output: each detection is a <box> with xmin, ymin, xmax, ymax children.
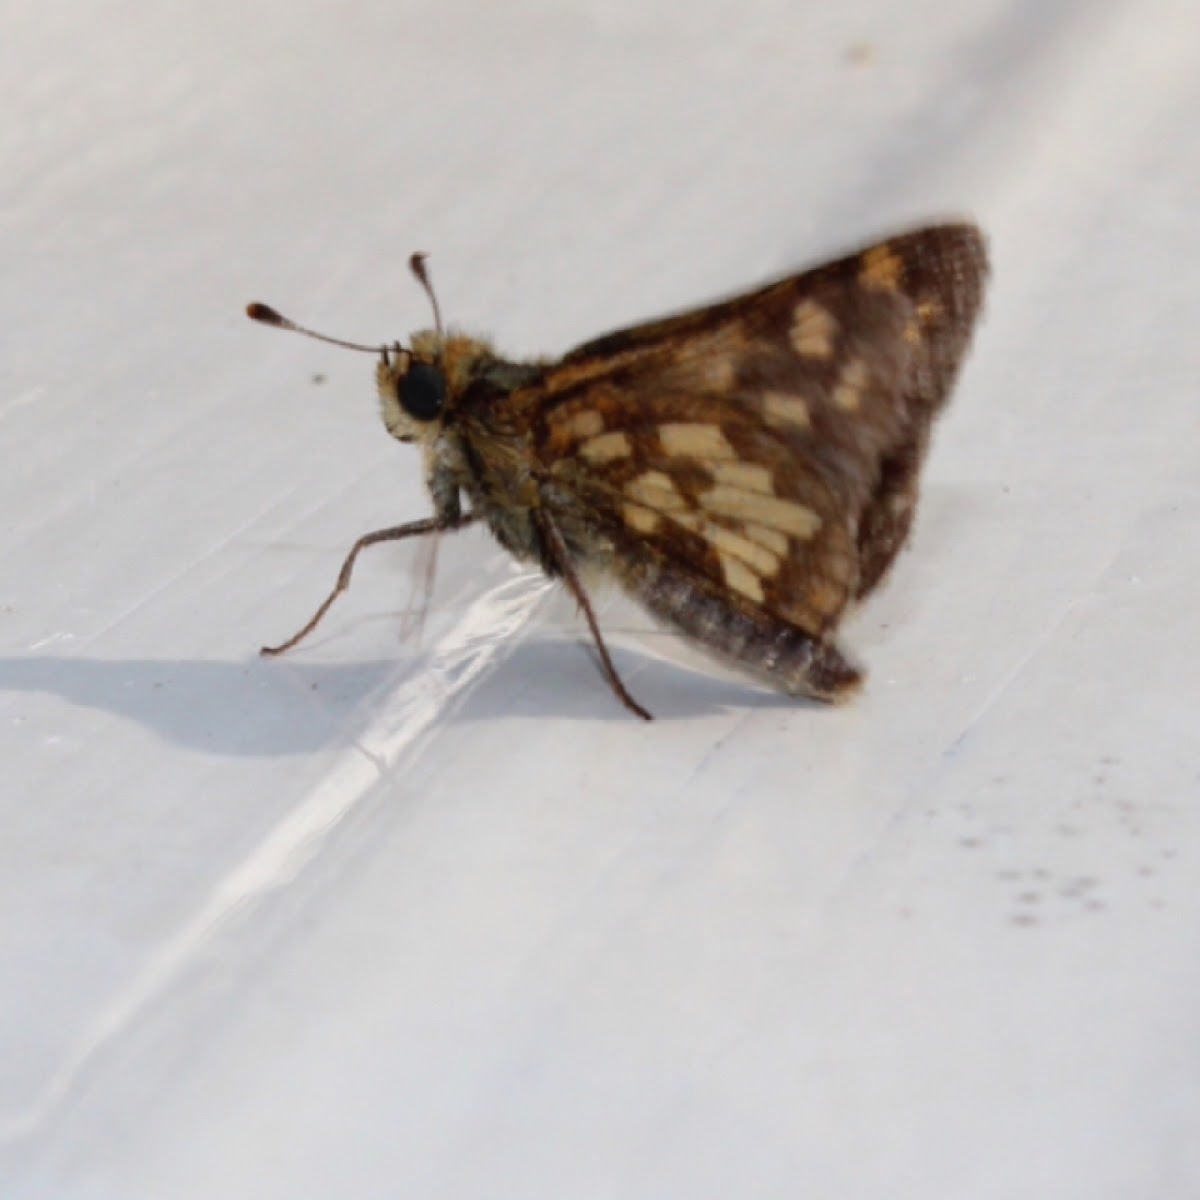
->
<box><xmin>3</xmin><ymin>1</ymin><xmax>1199</xmax><ymax>1196</ymax></box>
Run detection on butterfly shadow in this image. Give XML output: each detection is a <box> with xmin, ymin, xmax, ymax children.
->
<box><xmin>453</xmin><ymin>634</ymin><xmax>810</xmax><ymax>724</ymax></box>
<box><xmin>0</xmin><ymin>653</ymin><xmax>410</xmax><ymax>758</ymax></box>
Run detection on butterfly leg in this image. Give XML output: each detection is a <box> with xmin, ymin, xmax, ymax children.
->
<box><xmin>262</xmin><ymin>513</ymin><xmax>477</xmax><ymax>655</ymax></box>
<box><xmin>619</xmin><ymin>553</ymin><xmax>863</xmax><ymax>704</ymax></box>
<box><xmin>535</xmin><ymin>509</ymin><xmax>653</xmax><ymax>721</ymax></box>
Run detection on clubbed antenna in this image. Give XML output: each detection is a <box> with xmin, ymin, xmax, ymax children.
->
<box><xmin>408</xmin><ymin>253</ymin><xmax>445</xmax><ymax>356</ymax></box>
<box><xmin>245</xmin><ymin>303</ymin><xmax>386</xmax><ymax>355</ymax></box>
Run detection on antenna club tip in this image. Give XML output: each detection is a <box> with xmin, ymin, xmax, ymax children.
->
<box><xmin>246</xmin><ymin>302</ymin><xmax>282</xmax><ymax>325</ymax></box>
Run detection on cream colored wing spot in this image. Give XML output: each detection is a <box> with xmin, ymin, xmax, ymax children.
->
<box><xmin>904</xmin><ymin>296</ymin><xmax>944</xmax><ymax>345</ymax></box>
<box><xmin>578</xmin><ymin>430</ymin><xmax>632</xmax><ymax>462</ymax></box>
<box><xmin>660</xmin><ymin>325</ymin><xmax>745</xmax><ymax>392</ymax></box>
<box><xmin>701</xmin><ymin>358</ymin><xmax>737</xmax><ymax>390</ymax></box>
<box><xmin>779</xmin><ymin>579</ymin><xmax>844</xmax><ymax>630</ymax></box>
<box><xmin>658</xmin><ymin>423</ymin><xmax>737</xmax><ymax>460</ymax></box>
<box><xmin>626</xmin><ymin>470</ymin><xmax>690</xmax><ymax>511</ymax></box>
<box><xmin>623</xmin><ymin>502</ymin><xmax>661</xmax><ymax>534</ymax></box>
<box><xmin>718</xmin><ymin>553</ymin><xmax>765</xmax><ymax>604</ymax></box>
<box><xmin>658</xmin><ymin>506</ymin><xmax>781</xmax><ymax>578</ymax></box>
<box><xmin>742</xmin><ymin>523</ymin><xmax>789</xmax><ymax>556</ymax></box>
<box><xmin>859</xmin><ymin>244</ymin><xmax>905</xmax><ymax>293</ymax></box>
<box><xmin>832</xmin><ymin>356</ymin><xmax>871</xmax><ymax>412</ymax></box>
<box><xmin>560</xmin><ymin>409</ymin><xmax>605</xmax><ymax>440</ymax></box>
<box><xmin>762</xmin><ymin>391</ymin><xmax>812</xmax><ymax>431</ymax></box>
<box><xmin>699</xmin><ymin>487</ymin><xmax>822</xmax><ymax>539</ymax></box>
<box><xmin>806</xmin><ymin>578</ymin><xmax>844</xmax><ymax>617</ymax></box>
<box><xmin>788</xmin><ymin>300</ymin><xmax>837</xmax><ymax>360</ymax></box>
<box><xmin>705</xmin><ymin>525</ymin><xmax>780</xmax><ymax>578</ymax></box>
<box><xmin>668</xmin><ymin>509</ymin><xmax>701</xmax><ymax>533</ymax></box>
<box><xmin>709</xmin><ymin>460</ymin><xmax>774</xmax><ymax>494</ymax></box>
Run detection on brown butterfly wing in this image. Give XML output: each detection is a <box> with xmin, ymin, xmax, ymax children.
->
<box><xmin>531</xmin><ymin>224</ymin><xmax>988</xmax><ymax>638</ymax></box>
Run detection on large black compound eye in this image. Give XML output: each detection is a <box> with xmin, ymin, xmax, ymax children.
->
<box><xmin>398</xmin><ymin>362</ymin><xmax>446</xmax><ymax>421</ymax></box>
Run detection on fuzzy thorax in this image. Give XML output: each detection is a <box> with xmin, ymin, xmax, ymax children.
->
<box><xmin>411</xmin><ymin>329</ymin><xmax>497</xmax><ymax>392</ymax></box>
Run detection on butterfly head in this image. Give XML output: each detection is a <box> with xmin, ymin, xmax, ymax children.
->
<box><xmin>376</xmin><ymin>337</ymin><xmax>447</xmax><ymax>444</ymax></box>
<box><xmin>376</xmin><ymin>327</ymin><xmax>504</xmax><ymax>444</ymax></box>
<box><xmin>248</xmin><ymin>251</ymin><xmax>479</xmax><ymax>447</ymax></box>
<box><xmin>377</xmin><ymin>251</ymin><xmax>452</xmax><ymax>444</ymax></box>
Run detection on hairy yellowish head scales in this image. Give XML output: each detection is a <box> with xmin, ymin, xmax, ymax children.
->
<box><xmin>376</xmin><ymin>330</ymin><xmax>498</xmax><ymax>444</ymax></box>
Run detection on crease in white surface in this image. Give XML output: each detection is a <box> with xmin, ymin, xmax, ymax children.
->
<box><xmin>0</xmin><ymin>387</ymin><xmax>46</xmax><ymax>420</ymax></box>
<box><xmin>943</xmin><ymin>591</ymin><xmax>1093</xmax><ymax>766</ymax></box>
<box><xmin>941</xmin><ymin>496</ymin><xmax>1158</xmax><ymax>768</ymax></box>
<box><xmin>1</xmin><ymin>568</ymin><xmax>552</xmax><ymax>1144</ymax></box>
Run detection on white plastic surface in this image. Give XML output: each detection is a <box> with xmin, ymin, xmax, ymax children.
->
<box><xmin>4</xmin><ymin>1</ymin><xmax>1199</xmax><ymax>1196</ymax></box>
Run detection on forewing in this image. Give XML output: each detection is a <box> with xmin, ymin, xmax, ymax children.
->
<box><xmin>532</xmin><ymin>224</ymin><xmax>988</xmax><ymax>635</ymax></box>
